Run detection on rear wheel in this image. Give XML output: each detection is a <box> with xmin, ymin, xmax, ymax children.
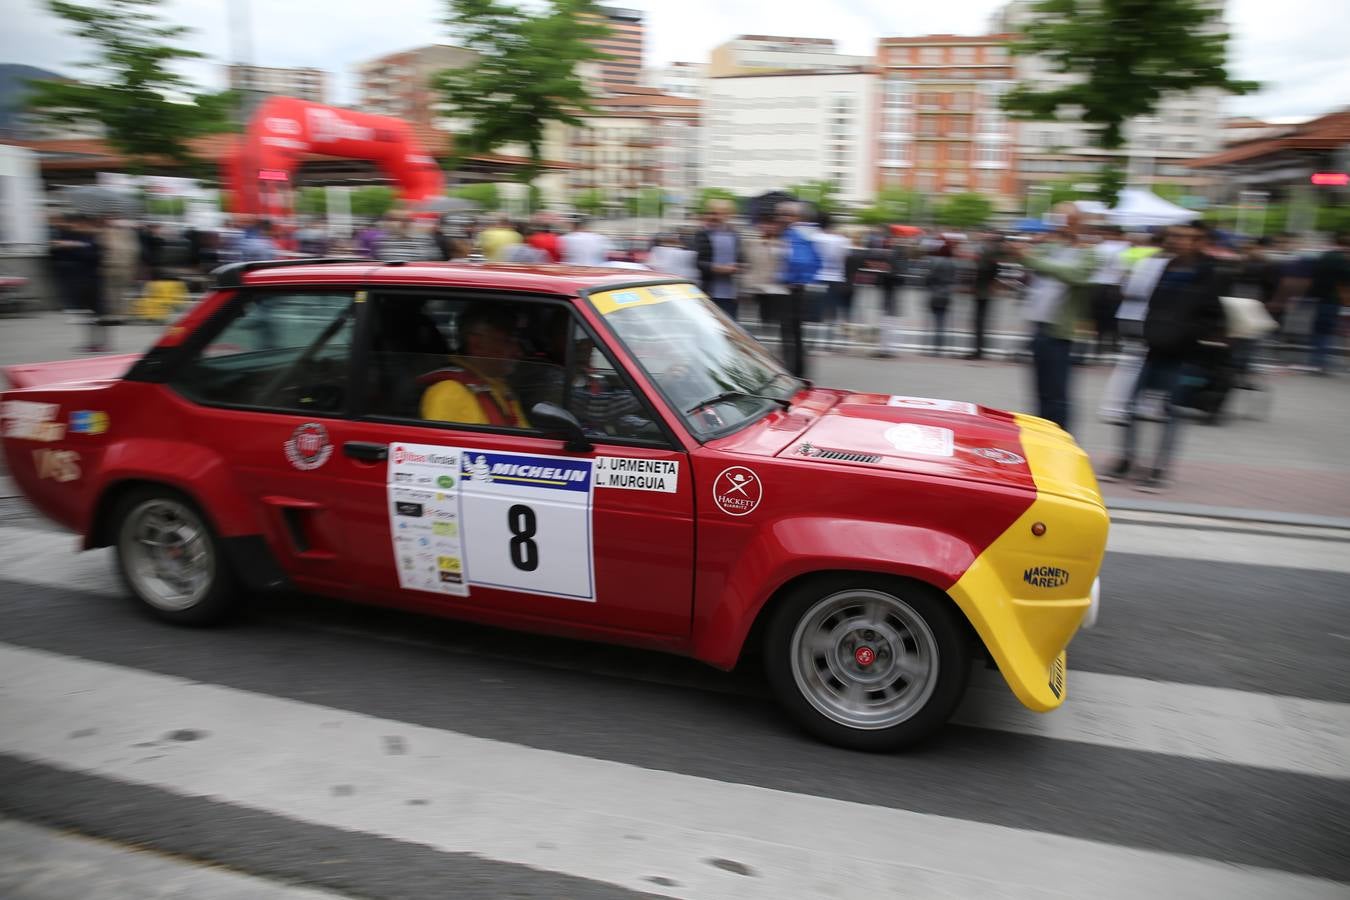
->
<box><xmin>764</xmin><ymin>575</ymin><xmax>970</xmax><ymax>751</ymax></box>
<box><xmin>114</xmin><ymin>487</ymin><xmax>236</xmax><ymax>626</ymax></box>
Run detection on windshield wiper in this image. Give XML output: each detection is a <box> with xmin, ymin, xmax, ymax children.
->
<box><xmin>685</xmin><ymin>390</ymin><xmax>792</xmax><ymax>415</ymax></box>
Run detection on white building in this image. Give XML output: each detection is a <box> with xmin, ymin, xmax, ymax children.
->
<box><xmin>226</xmin><ymin>65</ymin><xmax>328</xmax><ymax>104</ymax></box>
<box><xmin>702</xmin><ymin>69</ymin><xmax>877</xmax><ymax>206</ymax></box>
<box><xmin>641</xmin><ymin>62</ymin><xmax>707</xmax><ymax>99</ymax></box>
<box><xmin>708</xmin><ymin>36</ymin><xmax>871</xmax><ymax>78</ymax></box>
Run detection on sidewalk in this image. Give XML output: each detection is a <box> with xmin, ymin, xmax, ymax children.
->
<box><xmin>3</xmin><ymin>301</ymin><xmax>1347</xmax><ymax>523</ymax></box>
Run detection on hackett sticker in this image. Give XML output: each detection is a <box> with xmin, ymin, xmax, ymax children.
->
<box><xmin>712</xmin><ymin>466</ymin><xmax>762</xmax><ymax>517</ymax></box>
<box><xmin>285</xmin><ymin>422</ymin><xmax>333</xmax><ymax>471</ymax></box>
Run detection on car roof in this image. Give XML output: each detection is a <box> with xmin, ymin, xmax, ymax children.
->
<box><xmin>228</xmin><ymin>260</ymin><xmax>680</xmax><ymax>296</ymax></box>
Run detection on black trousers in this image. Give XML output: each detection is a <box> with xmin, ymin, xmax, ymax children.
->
<box><xmin>781</xmin><ymin>285</ymin><xmax>808</xmax><ymax>378</ymax></box>
<box><xmin>971</xmin><ymin>296</ymin><xmax>991</xmax><ymax>357</ymax></box>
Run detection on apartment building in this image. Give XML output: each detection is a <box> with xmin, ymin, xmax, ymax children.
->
<box><xmin>226</xmin><ymin>65</ymin><xmax>328</xmax><ymax>103</ymax></box>
<box><xmin>564</xmin><ymin>92</ymin><xmax>701</xmax><ymax>214</ymax></box>
<box><xmin>582</xmin><ymin>6</ymin><xmax>646</xmax><ymax>92</ymax></box>
<box><xmin>355</xmin><ymin>45</ymin><xmax>478</xmax><ymax>128</ymax></box>
<box><xmin>874</xmin><ymin>35</ymin><xmax>1018</xmax><ymax>202</ymax></box>
<box><xmin>641</xmin><ymin>62</ymin><xmax>707</xmax><ymax>99</ymax></box>
<box><xmin>708</xmin><ymin>36</ymin><xmax>871</xmax><ymax>78</ymax></box>
<box><xmin>703</xmin><ymin>68</ymin><xmax>877</xmax><ymax>206</ymax></box>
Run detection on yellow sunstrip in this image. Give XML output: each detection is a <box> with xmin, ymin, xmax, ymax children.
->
<box><xmin>588</xmin><ymin>283</ymin><xmax>703</xmax><ymax>316</ymax></box>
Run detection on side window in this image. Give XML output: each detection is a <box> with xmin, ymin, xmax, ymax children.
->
<box><xmin>564</xmin><ymin>321</ymin><xmax>664</xmax><ymax>443</ymax></box>
<box><xmin>364</xmin><ymin>295</ymin><xmax>568</xmax><ymax>430</ymax></box>
<box><xmin>171</xmin><ymin>292</ymin><xmax>355</xmax><ymax>413</ymax></box>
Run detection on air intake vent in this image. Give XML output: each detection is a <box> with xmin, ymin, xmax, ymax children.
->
<box><xmin>798</xmin><ymin>443</ymin><xmax>881</xmax><ymax>464</ymax></box>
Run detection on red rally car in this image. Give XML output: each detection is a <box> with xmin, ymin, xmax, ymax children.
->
<box><xmin>0</xmin><ymin>260</ymin><xmax>1108</xmax><ymax>750</ymax></box>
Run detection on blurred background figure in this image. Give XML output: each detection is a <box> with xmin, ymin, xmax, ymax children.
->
<box><xmin>526</xmin><ymin>217</ymin><xmax>562</xmax><ymax>262</ymax></box>
<box><xmin>376</xmin><ymin>211</ymin><xmax>439</xmax><ymax>262</ymax></box>
<box><xmin>646</xmin><ymin>232</ymin><xmax>698</xmax><ymax>280</ymax></box>
<box><xmin>502</xmin><ymin>224</ymin><xmax>551</xmax><ymax>264</ymax></box>
<box><xmin>743</xmin><ymin>216</ymin><xmax>788</xmax><ymax>344</ymax></box>
<box><xmin>1018</xmin><ymin>203</ymin><xmax>1095</xmax><ymax>433</ymax></box>
<box><xmin>295</xmin><ymin>217</ymin><xmax>329</xmax><ymax>258</ymax></box>
<box><xmin>478</xmin><ymin>213</ymin><xmax>522</xmax><ymax>262</ymax></box>
<box><xmin>968</xmin><ymin>233</ymin><xmax>1006</xmax><ymax>360</ymax></box>
<box><xmin>101</xmin><ymin>216</ymin><xmax>139</xmax><ymax>323</ymax></box>
<box><xmin>238</xmin><ymin>218</ymin><xmax>281</xmax><ymax>262</ymax></box>
<box><xmin>924</xmin><ymin>240</ymin><xmax>956</xmax><ymax>356</ymax></box>
<box><xmin>1090</xmin><ymin>225</ymin><xmax>1131</xmax><ymax>360</ymax></box>
<box><xmin>137</xmin><ymin>222</ymin><xmax>165</xmax><ymax>283</ymax></box>
<box><xmin>694</xmin><ymin>199</ymin><xmax>743</xmax><ymax>320</ymax></box>
<box><xmin>775</xmin><ymin>201</ymin><xmax>821</xmax><ymax>378</ymax></box>
<box><xmin>560</xmin><ymin>217</ymin><xmax>611</xmax><ymax>267</ymax></box>
<box><xmin>813</xmin><ymin>212</ymin><xmax>849</xmax><ymax>338</ymax></box>
<box><xmin>355</xmin><ymin>218</ymin><xmax>385</xmax><ymax>259</ymax></box>
<box><xmin>47</xmin><ymin>213</ymin><xmax>85</xmax><ymax>324</ymax></box>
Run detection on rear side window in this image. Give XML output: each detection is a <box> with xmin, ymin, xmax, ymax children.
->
<box><xmin>170</xmin><ymin>292</ymin><xmax>356</xmax><ymax>414</ymax></box>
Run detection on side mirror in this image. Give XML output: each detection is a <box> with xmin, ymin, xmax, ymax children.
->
<box><xmin>530</xmin><ymin>402</ymin><xmax>593</xmax><ymax>453</ymax></box>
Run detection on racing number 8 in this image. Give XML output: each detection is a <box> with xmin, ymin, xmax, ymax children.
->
<box><xmin>507</xmin><ymin>504</ymin><xmax>539</xmax><ymax>572</ymax></box>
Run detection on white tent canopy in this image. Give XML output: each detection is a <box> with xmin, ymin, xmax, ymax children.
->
<box><xmin>1106</xmin><ymin>189</ymin><xmax>1196</xmax><ymax>228</ymax></box>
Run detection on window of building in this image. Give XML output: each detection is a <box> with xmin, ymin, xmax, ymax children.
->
<box><xmin>921</xmin><ymin>47</ymin><xmax>944</xmax><ymax>65</ymax></box>
<box><xmin>920</xmin><ymin>118</ymin><xmax>938</xmax><ymax>137</ymax></box>
<box><xmin>985</xmin><ymin>46</ymin><xmax>1007</xmax><ymax>63</ymax></box>
<box><xmin>978</xmin><ymin>171</ymin><xmax>1001</xmax><ymax>192</ymax></box>
<box><xmin>947</xmin><ymin>143</ymin><xmax>967</xmax><ymax>162</ymax></box>
<box><xmin>916</xmin><ymin>171</ymin><xmax>937</xmax><ymax>192</ymax></box>
<box><xmin>953</xmin><ymin>47</ymin><xmax>975</xmax><ymax>63</ymax></box>
<box><xmin>919</xmin><ymin>144</ymin><xmax>937</xmax><ymax>163</ymax></box>
<box><xmin>888</xmin><ymin>47</ymin><xmax>910</xmax><ymax>64</ymax></box>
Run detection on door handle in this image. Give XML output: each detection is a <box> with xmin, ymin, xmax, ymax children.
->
<box><xmin>343</xmin><ymin>441</ymin><xmax>388</xmax><ymax>462</ymax></box>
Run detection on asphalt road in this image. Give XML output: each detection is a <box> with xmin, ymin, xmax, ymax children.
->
<box><xmin>0</xmin><ymin>501</ymin><xmax>1347</xmax><ymax>899</ymax></box>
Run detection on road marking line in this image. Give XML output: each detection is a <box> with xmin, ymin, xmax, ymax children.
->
<box><xmin>1107</xmin><ymin>522</ymin><xmax>1350</xmax><ymax>572</ymax></box>
<box><xmin>0</xmin><ymin>643</ymin><xmax>1346</xmax><ymax>900</ymax></box>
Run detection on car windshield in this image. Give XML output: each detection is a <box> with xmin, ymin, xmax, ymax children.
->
<box><xmin>588</xmin><ymin>283</ymin><xmax>801</xmax><ymax>438</ymax></box>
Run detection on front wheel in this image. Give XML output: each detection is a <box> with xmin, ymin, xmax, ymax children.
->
<box><xmin>114</xmin><ymin>487</ymin><xmax>237</xmax><ymax>626</ymax></box>
<box><xmin>764</xmin><ymin>576</ymin><xmax>971</xmax><ymax>751</ymax></box>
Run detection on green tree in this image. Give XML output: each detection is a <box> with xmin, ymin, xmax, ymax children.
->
<box><xmin>572</xmin><ymin>188</ymin><xmax>606</xmax><ymax>216</ymax></box>
<box><xmin>1003</xmin><ymin>0</ymin><xmax>1257</xmax><ymax>150</ymax></box>
<box><xmin>625</xmin><ymin>187</ymin><xmax>664</xmax><ymax>218</ymax></box>
<box><xmin>295</xmin><ymin>188</ymin><xmax>328</xmax><ymax>217</ymax></box>
<box><xmin>696</xmin><ymin>187</ymin><xmax>738</xmax><ymax>212</ymax></box>
<box><xmin>24</xmin><ymin>0</ymin><xmax>233</xmax><ymax>166</ymax></box>
<box><xmin>789</xmin><ymin>180</ymin><xmax>839</xmax><ymax>215</ymax></box>
<box><xmin>351</xmin><ymin>187</ymin><xmax>396</xmax><ymax>220</ymax></box>
<box><xmin>451</xmin><ymin>183</ymin><xmax>501</xmax><ymax>210</ymax></box>
<box><xmin>934</xmin><ymin>193</ymin><xmax>994</xmax><ymax>229</ymax></box>
<box><xmin>857</xmin><ymin>187</ymin><xmax>924</xmax><ymax>226</ymax></box>
<box><xmin>436</xmin><ymin>0</ymin><xmax>608</xmax><ymax>191</ymax></box>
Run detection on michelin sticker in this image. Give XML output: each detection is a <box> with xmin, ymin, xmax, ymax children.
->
<box><xmin>883</xmin><ymin>423</ymin><xmax>955</xmax><ymax>457</ymax></box>
<box><xmin>886</xmin><ymin>396</ymin><xmax>978</xmax><ymax>415</ymax></box>
<box><xmin>594</xmin><ymin>456</ymin><xmax>679</xmax><ymax>493</ymax></box>
<box><xmin>459</xmin><ymin>449</ymin><xmax>595</xmax><ymax>601</ymax></box>
<box><xmin>388</xmin><ymin>444</ymin><xmax>469</xmax><ymax>596</ymax></box>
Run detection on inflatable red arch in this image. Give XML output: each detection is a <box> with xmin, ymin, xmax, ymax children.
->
<box><xmin>223</xmin><ymin>96</ymin><xmax>445</xmax><ymax>218</ymax></box>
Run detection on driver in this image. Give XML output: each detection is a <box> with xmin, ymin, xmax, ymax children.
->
<box><xmin>419</xmin><ymin>303</ymin><xmax>529</xmax><ymax>427</ymax></box>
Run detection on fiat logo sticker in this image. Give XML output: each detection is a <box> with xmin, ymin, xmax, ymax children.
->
<box><xmin>285</xmin><ymin>422</ymin><xmax>333</xmax><ymax>471</ymax></box>
<box><xmin>712</xmin><ymin>466</ymin><xmax>763</xmax><ymax>517</ymax></box>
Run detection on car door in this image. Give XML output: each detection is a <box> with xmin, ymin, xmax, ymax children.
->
<box><xmin>325</xmin><ymin>289</ymin><xmax>696</xmax><ymax>639</ymax></box>
<box><xmin>163</xmin><ymin>286</ymin><xmax>384</xmax><ymax>594</ymax></box>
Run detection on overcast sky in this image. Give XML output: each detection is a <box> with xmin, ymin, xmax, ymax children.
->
<box><xmin>1</xmin><ymin>0</ymin><xmax>1346</xmax><ymax>119</ymax></box>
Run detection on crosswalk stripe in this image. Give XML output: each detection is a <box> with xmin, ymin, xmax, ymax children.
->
<box><xmin>2</xmin><ymin>523</ymin><xmax>1348</xmax><ymax>779</ymax></box>
<box><xmin>958</xmin><ymin>669</ymin><xmax>1350</xmax><ymax>779</ymax></box>
<box><xmin>1</xmin><ymin>642</ymin><xmax>1346</xmax><ymax>900</ymax></box>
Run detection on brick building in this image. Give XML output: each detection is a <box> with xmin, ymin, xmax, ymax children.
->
<box><xmin>583</xmin><ymin>6</ymin><xmax>646</xmax><ymax>93</ymax></box>
<box><xmin>226</xmin><ymin>65</ymin><xmax>328</xmax><ymax>104</ymax></box>
<box><xmin>355</xmin><ymin>45</ymin><xmax>478</xmax><ymax>129</ymax></box>
<box><xmin>874</xmin><ymin>35</ymin><xmax>1017</xmax><ymax>205</ymax></box>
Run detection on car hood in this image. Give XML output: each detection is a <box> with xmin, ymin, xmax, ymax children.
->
<box><xmin>769</xmin><ymin>391</ymin><xmax>1103</xmax><ymax>506</ymax></box>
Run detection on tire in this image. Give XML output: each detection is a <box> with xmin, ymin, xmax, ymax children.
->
<box><xmin>764</xmin><ymin>574</ymin><xmax>971</xmax><ymax>751</ymax></box>
<box><xmin>113</xmin><ymin>486</ymin><xmax>237</xmax><ymax>626</ymax></box>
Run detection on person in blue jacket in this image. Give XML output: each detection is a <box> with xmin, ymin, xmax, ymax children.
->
<box><xmin>776</xmin><ymin>202</ymin><xmax>821</xmax><ymax>377</ymax></box>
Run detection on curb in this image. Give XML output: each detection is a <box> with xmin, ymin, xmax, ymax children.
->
<box><xmin>1105</xmin><ymin>497</ymin><xmax>1350</xmax><ymax>533</ymax></box>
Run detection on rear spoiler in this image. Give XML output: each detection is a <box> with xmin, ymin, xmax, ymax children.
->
<box><xmin>2</xmin><ymin>354</ymin><xmax>140</xmax><ymax>390</ymax></box>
